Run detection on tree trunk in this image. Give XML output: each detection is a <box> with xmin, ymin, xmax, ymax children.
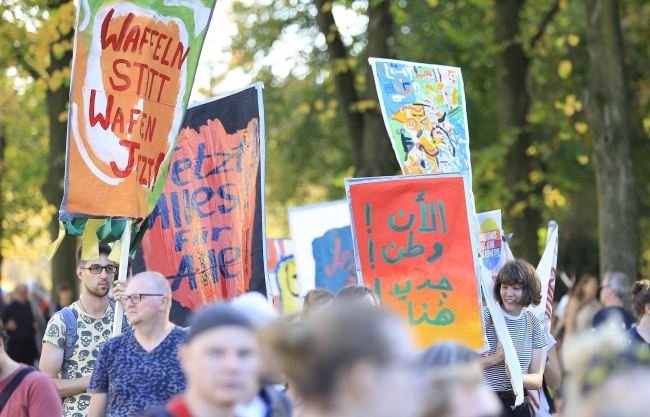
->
<box><xmin>42</xmin><ymin>0</ymin><xmax>77</xmax><ymax>301</ymax></box>
<box><xmin>583</xmin><ymin>0</ymin><xmax>638</xmax><ymax>280</ymax></box>
<box><xmin>313</xmin><ymin>0</ymin><xmax>364</xmax><ymax>171</ymax></box>
<box><xmin>313</xmin><ymin>0</ymin><xmax>398</xmax><ymax>178</ymax></box>
<box><xmin>494</xmin><ymin>0</ymin><xmax>542</xmax><ymax>264</ymax></box>
<box><xmin>358</xmin><ymin>0</ymin><xmax>399</xmax><ymax>178</ymax></box>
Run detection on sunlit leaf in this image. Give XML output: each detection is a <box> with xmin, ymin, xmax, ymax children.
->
<box><xmin>574</xmin><ymin>122</ymin><xmax>588</xmax><ymax>134</ymax></box>
<box><xmin>568</xmin><ymin>34</ymin><xmax>580</xmax><ymax>46</ymax></box>
<box><xmin>558</xmin><ymin>60</ymin><xmax>573</xmax><ymax>79</ymax></box>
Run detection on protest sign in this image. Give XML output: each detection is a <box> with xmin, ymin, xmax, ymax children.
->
<box><xmin>44</xmin><ymin>0</ymin><xmax>217</xmax><ymax>333</ymax></box>
<box><xmin>140</xmin><ymin>84</ymin><xmax>267</xmax><ymax>326</ymax></box>
<box><xmin>527</xmin><ymin>221</ymin><xmax>559</xmax><ymax>329</ymax></box>
<box><xmin>267</xmin><ymin>239</ymin><xmax>300</xmax><ymax>314</ymax></box>
<box><xmin>61</xmin><ymin>0</ymin><xmax>216</xmax><ymax>219</ymax></box>
<box><xmin>345</xmin><ymin>173</ymin><xmax>486</xmax><ymax>350</ymax></box>
<box><xmin>477</xmin><ymin>210</ymin><xmax>507</xmax><ymax>280</ymax></box>
<box><xmin>288</xmin><ymin>200</ymin><xmax>357</xmax><ymax>296</ymax></box>
<box><xmin>369</xmin><ymin>58</ymin><xmax>471</xmax><ymax>177</ymax></box>
<box><xmin>526</xmin><ymin>221</ymin><xmax>559</xmax><ymax>411</ymax></box>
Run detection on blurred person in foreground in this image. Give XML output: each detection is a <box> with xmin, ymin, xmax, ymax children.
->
<box><xmin>140</xmin><ymin>304</ymin><xmax>261</xmax><ymax>417</ymax></box>
<box><xmin>592</xmin><ymin>272</ymin><xmax>635</xmax><ymax>331</ymax></box>
<box><xmin>292</xmin><ymin>287</ymin><xmax>336</xmax><ymax>411</ymax></box>
<box><xmin>301</xmin><ymin>289</ymin><xmax>333</xmax><ymax>320</ymax></box>
<box><xmin>577</xmin><ymin>366</ymin><xmax>650</xmax><ymax>417</ymax></box>
<box><xmin>2</xmin><ymin>284</ymin><xmax>41</xmax><ymax>365</ymax></box>
<box><xmin>478</xmin><ymin>260</ymin><xmax>547</xmax><ymax>417</ymax></box>
<box><xmin>88</xmin><ymin>272</ymin><xmax>186</xmax><ymax>417</ymax></box>
<box><xmin>625</xmin><ymin>279</ymin><xmax>650</xmax><ymax>346</ymax></box>
<box><xmin>231</xmin><ymin>292</ymin><xmax>292</xmax><ymax>417</ymax></box>
<box><xmin>264</xmin><ymin>304</ymin><xmax>422</xmax><ymax>417</ymax></box>
<box><xmin>563</xmin><ymin>323</ymin><xmax>650</xmax><ymax>417</ymax></box>
<box><xmin>334</xmin><ymin>284</ymin><xmax>380</xmax><ymax>306</ymax></box>
<box><xmin>420</xmin><ymin>343</ymin><xmax>501</xmax><ymax>417</ymax></box>
<box><xmin>0</xmin><ymin>319</ymin><xmax>61</xmax><ymax>416</ymax></box>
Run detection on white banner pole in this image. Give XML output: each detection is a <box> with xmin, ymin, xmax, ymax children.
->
<box><xmin>112</xmin><ymin>220</ymin><xmax>131</xmax><ymax>337</ymax></box>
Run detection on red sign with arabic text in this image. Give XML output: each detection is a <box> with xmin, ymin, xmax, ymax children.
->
<box><xmin>346</xmin><ymin>174</ymin><xmax>484</xmax><ymax>350</ymax></box>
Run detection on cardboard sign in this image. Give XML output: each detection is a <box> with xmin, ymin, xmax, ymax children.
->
<box><xmin>477</xmin><ymin>210</ymin><xmax>506</xmax><ymax>280</ymax></box>
<box><xmin>267</xmin><ymin>239</ymin><xmax>300</xmax><ymax>314</ymax></box>
<box><xmin>62</xmin><ymin>0</ymin><xmax>216</xmax><ymax>219</ymax></box>
<box><xmin>140</xmin><ymin>84</ymin><xmax>266</xmax><ymax>325</ymax></box>
<box><xmin>369</xmin><ymin>58</ymin><xmax>471</xmax><ymax>178</ymax></box>
<box><xmin>288</xmin><ymin>201</ymin><xmax>357</xmax><ymax>296</ymax></box>
<box><xmin>346</xmin><ymin>174</ymin><xmax>486</xmax><ymax>350</ymax></box>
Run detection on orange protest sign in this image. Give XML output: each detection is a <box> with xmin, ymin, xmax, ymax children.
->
<box><xmin>63</xmin><ymin>1</ymin><xmax>216</xmax><ymax>219</ymax></box>
<box><xmin>345</xmin><ymin>173</ymin><xmax>486</xmax><ymax>350</ymax></box>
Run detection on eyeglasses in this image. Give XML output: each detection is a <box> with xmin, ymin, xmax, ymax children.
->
<box><xmin>120</xmin><ymin>294</ymin><xmax>165</xmax><ymax>305</ymax></box>
<box><xmin>81</xmin><ymin>265</ymin><xmax>118</xmax><ymax>274</ymax></box>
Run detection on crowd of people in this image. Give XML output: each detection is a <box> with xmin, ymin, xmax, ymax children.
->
<box><xmin>0</xmin><ymin>246</ymin><xmax>650</xmax><ymax>416</ymax></box>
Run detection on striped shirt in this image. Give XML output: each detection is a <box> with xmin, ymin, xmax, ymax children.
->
<box><xmin>481</xmin><ymin>307</ymin><xmax>547</xmax><ymax>391</ymax></box>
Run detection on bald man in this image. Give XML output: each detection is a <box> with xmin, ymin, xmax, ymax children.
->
<box><xmin>87</xmin><ymin>272</ymin><xmax>187</xmax><ymax>417</ymax></box>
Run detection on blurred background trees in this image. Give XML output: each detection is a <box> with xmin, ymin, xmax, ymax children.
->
<box><xmin>1</xmin><ymin>0</ymin><xmax>77</xmax><ymax>302</ymax></box>
<box><xmin>1</xmin><ymin>0</ymin><xmax>649</xmax><ymax>299</ymax></box>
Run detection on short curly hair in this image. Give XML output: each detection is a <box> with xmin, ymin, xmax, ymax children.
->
<box><xmin>493</xmin><ymin>260</ymin><xmax>542</xmax><ymax>307</ymax></box>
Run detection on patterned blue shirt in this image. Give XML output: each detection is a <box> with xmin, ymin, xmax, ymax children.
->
<box><xmin>88</xmin><ymin>326</ymin><xmax>187</xmax><ymax>417</ymax></box>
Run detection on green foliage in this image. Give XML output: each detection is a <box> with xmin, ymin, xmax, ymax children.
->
<box><xmin>0</xmin><ymin>0</ymin><xmax>72</xmax><ymax>261</ymax></box>
<box><xmin>226</xmin><ymin>0</ymin><xmax>360</xmax><ymax>234</ymax></box>
<box><xmin>0</xmin><ymin>0</ymin><xmax>648</xmax><ymax>277</ymax></box>
<box><xmin>225</xmin><ymin>0</ymin><xmax>650</xmax><ymax>276</ymax></box>
<box><xmin>0</xmin><ymin>74</ymin><xmax>51</xmax><ymax>260</ymax></box>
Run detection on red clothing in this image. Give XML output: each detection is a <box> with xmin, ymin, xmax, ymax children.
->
<box><xmin>166</xmin><ymin>396</ymin><xmax>194</xmax><ymax>417</ymax></box>
<box><xmin>164</xmin><ymin>396</ymin><xmax>237</xmax><ymax>417</ymax></box>
<box><xmin>0</xmin><ymin>364</ymin><xmax>62</xmax><ymax>417</ymax></box>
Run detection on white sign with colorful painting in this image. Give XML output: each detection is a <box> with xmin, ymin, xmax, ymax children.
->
<box><xmin>369</xmin><ymin>58</ymin><xmax>471</xmax><ymax>179</ymax></box>
<box><xmin>288</xmin><ymin>200</ymin><xmax>357</xmax><ymax>296</ymax></box>
<box><xmin>476</xmin><ymin>210</ymin><xmax>506</xmax><ymax>280</ymax></box>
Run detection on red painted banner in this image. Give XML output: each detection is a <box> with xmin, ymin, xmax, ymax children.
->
<box><xmin>346</xmin><ymin>173</ymin><xmax>485</xmax><ymax>350</ymax></box>
<box><xmin>140</xmin><ymin>85</ymin><xmax>266</xmax><ymax>325</ymax></box>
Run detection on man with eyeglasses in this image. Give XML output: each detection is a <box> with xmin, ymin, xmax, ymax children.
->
<box><xmin>87</xmin><ymin>271</ymin><xmax>186</xmax><ymax>417</ymax></box>
<box><xmin>40</xmin><ymin>244</ymin><xmax>130</xmax><ymax>417</ymax></box>
<box><xmin>592</xmin><ymin>271</ymin><xmax>636</xmax><ymax>331</ymax></box>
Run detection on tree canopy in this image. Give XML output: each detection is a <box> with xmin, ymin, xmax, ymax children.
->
<box><xmin>223</xmin><ymin>0</ymin><xmax>650</xmax><ymax>279</ymax></box>
<box><xmin>0</xmin><ymin>0</ymin><xmax>649</xmax><ymax>290</ymax></box>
